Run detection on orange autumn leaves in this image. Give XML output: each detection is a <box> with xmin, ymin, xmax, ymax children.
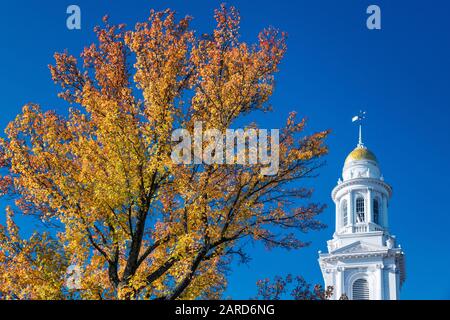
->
<box><xmin>0</xmin><ymin>5</ymin><xmax>329</xmax><ymax>300</ymax></box>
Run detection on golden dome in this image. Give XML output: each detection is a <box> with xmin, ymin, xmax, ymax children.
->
<box><xmin>345</xmin><ymin>146</ymin><xmax>377</xmax><ymax>165</ymax></box>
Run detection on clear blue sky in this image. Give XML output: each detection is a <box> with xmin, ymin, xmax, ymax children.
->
<box><xmin>1</xmin><ymin>0</ymin><xmax>449</xmax><ymax>299</ymax></box>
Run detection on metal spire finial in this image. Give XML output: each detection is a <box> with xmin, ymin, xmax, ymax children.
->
<box><xmin>352</xmin><ymin>110</ymin><xmax>366</xmax><ymax>148</ymax></box>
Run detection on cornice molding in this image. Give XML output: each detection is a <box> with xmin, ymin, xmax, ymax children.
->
<box><xmin>319</xmin><ymin>249</ymin><xmax>402</xmax><ymax>262</ymax></box>
<box><xmin>332</xmin><ymin>178</ymin><xmax>392</xmax><ymax>199</ymax></box>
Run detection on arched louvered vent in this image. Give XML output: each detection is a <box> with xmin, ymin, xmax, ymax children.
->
<box><xmin>373</xmin><ymin>198</ymin><xmax>380</xmax><ymax>224</ymax></box>
<box><xmin>356</xmin><ymin>197</ymin><xmax>365</xmax><ymax>222</ymax></box>
<box><xmin>352</xmin><ymin>278</ymin><xmax>370</xmax><ymax>300</ymax></box>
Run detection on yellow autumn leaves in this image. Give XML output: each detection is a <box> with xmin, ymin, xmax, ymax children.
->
<box><xmin>0</xmin><ymin>5</ymin><xmax>329</xmax><ymax>300</ymax></box>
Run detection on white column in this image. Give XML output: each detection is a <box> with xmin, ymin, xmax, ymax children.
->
<box><xmin>367</xmin><ymin>188</ymin><xmax>372</xmax><ymax>224</ymax></box>
<box><xmin>335</xmin><ymin>267</ymin><xmax>344</xmax><ymax>299</ymax></box>
<box><xmin>388</xmin><ymin>266</ymin><xmax>398</xmax><ymax>300</ymax></box>
<box><xmin>348</xmin><ymin>191</ymin><xmax>354</xmax><ymax>228</ymax></box>
<box><xmin>335</xmin><ymin>199</ymin><xmax>339</xmax><ymax>233</ymax></box>
<box><xmin>383</xmin><ymin>194</ymin><xmax>389</xmax><ymax>229</ymax></box>
<box><xmin>376</xmin><ymin>264</ymin><xmax>384</xmax><ymax>300</ymax></box>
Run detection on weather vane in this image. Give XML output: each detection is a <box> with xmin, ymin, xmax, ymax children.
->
<box><xmin>352</xmin><ymin>110</ymin><xmax>366</xmax><ymax>147</ymax></box>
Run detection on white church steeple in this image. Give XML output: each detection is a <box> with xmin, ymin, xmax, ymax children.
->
<box><xmin>318</xmin><ymin>113</ymin><xmax>406</xmax><ymax>300</ymax></box>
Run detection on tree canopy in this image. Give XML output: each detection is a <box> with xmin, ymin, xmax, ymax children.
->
<box><xmin>0</xmin><ymin>5</ymin><xmax>329</xmax><ymax>299</ymax></box>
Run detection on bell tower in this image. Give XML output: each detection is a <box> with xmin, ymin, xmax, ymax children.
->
<box><xmin>318</xmin><ymin>113</ymin><xmax>405</xmax><ymax>300</ymax></box>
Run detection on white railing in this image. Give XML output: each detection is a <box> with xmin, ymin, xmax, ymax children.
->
<box><xmin>338</xmin><ymin>223</ymin><xmax>384</xmax><ymax>234</ymax></box>
<box><xmin>354</xmin><ymin>224</ymin><xmax>367</xmax><ymax>233</ymax></box>
<box><xmin>371</xmin><ymin>224</ymin><xmax>384</xmax><ymax>232</ymax></box>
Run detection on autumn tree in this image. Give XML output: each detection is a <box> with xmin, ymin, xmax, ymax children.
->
<box><xmin>254</xmin><ymin>275</ymin><xmax>333</xmax><ymax>300</ymax></box>
<box><xmin>0</xmin><ymin>5</ymin><xmax>329</xmax><ymax>299</ymax></box>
